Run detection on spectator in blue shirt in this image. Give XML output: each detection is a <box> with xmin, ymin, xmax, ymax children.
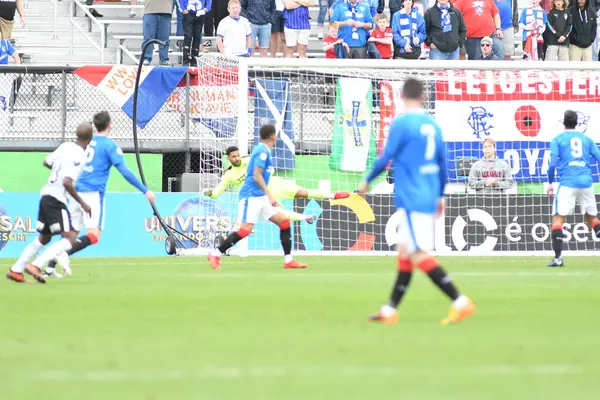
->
<box><xmin>392</xmin><ymin>0</ymin><xmax>426</xmax><ymax>59</ymax></box>
<box><xmin>331</xmin><ymin>0</ymin><xmax>374</xmax><ymax>58</ymax></box>
<box><xmin>177</xmin><ymin>0</ymin><xmax>212</xmax><ymax>66</ymax></box>
<box><xmin>0</xmin><ymin>39</ymin><xmax>19</xmax><ymax>65</ymax></box>
<box><xmin>494</xmin><ymin>0</ymin><xmax>518</xmax><ymax>59</ymax></box>
<box><xmin>283</xmin><ymin>0</ymin><xmax>312</xmax><ymax>57</ymax></box>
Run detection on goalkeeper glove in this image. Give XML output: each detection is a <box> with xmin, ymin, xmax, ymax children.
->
<box><xmin>203</xmin><ymin>189</ymin><xmax>213</xmax><ymax>197</ymax></box>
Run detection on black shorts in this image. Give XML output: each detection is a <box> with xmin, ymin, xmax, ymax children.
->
<box><xmin>271</xmin><ymin>11</ymin><xmax>284</xmax><ymax>33</ymax></box>
<box><xmin>37</xmin><ymin>195</ymin><xmax>71</xmax><ymax>235</ymax></box>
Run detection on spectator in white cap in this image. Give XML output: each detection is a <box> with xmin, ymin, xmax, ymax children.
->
<box><xmin>478</xmin><ymin>36</ymin><xmax>500</xmax><ymax>59</ymax></box>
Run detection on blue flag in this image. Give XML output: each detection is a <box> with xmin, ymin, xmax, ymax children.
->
<box><xmin>253</xmin><ymin>79</ymin><xmax>295</xmax><ymax>171</ymax></box>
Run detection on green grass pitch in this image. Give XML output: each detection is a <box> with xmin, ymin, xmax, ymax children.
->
<box><xmin>1</xmin><ymin>256</ymin><xmax>599</xmax><ymax>400</ymax></box>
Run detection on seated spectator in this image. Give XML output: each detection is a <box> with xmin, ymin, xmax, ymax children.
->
<box><xmin>217</xmin><ymin>0</ymin><xmax>252</xmax><ymax>56</ymax></box>
<box><xmin>283</xmin><ymin>0</ymin><xmax>311</xmax><ymax>58</ymax></box>
<box><xmin>545</xmin><ymin>0</ymin><xmax>571</xmax><ymax>61</ymax></box>
<box><xmin>368</xmin><ymin>13</ymin><xmax>393</xmax><ymax>58</ymax></box>
<box><xmin>478</xmin><ymin>35</ymin><xmax>500</xmax><ymax>59</ymax></box>
<box><xmin>569</xmin><ymin>0</ymin><xmax>596</xmax><ymax>61</ymax></box>
<box><xmin>142</xmin><ymin>0</ymin><xmax>173</xmax><ymax>66</ymax></box>
<box><xmin>468</xmin><ymin>137</ymin><xmax>514</xmax><ymax>193</ymax></box>
<box><xmin>179</xmin><ymin>0</ymin><xmax>211</xmax><ymax>66</ymax></box>
<box><xmin>519</xmin><ymin>0</ymin><xmax>547</xmax><ymax>60</ymax></box>
<box><xmin>0</xmin><ymin>38</ymin><xmax>20</xmax><ymax>64</ymax></box>
<box><xmin>242</xmin><ymin>0</ymin><xmax>275</xmax><ymax>57</ymax></box>
<box><xmin>0</xmin><ymin>0</ymin><xmax>26</xmax><ymax>39</ymax></box>
<box><xmin>424</xmin><ymin>0</ymin><xmax>466</xmax><ymax>60</ymax></box>
<box><xmin>323</xmin><ymin>21</ymin><xmax>350</xmax><ymax>57</ymax></box>
<box><xmin>331</xmin><ymin>0</ymin><xmax>374</xmax><ymax>58</ymax></box>
<box><xmin>392</xmin><ymin>0</ymin><xmax>426</xmax><ymax>59</ymax></box>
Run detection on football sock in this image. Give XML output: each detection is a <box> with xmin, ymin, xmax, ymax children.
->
<box><xmin>279</xmin><ymin>220</ymin><xmax>292</xmax><ymax>257</ymax></box>
<box><xmin>11</xmin><ymin>238</ymin><xmax>44</xmax><ymax>273</ymax></box>
<box><xmin>592</xmin><ymin>219</ymin><xmax>600</xmax><ymax>238</ymax></box>
<box><xmin>418</xmin><ymin>257</ymin><xmax>460</xmax><ymax>301</ymax></box>
<box><xmin>283</xmin><ymin>210</ymin><xmax>309</xmax><ymax>222</ymax></box>
<box><xmin>307</xmin><ymin>189</ymin><xmax>330</xmax><ymax>199</ymax></box>
<box><xmin>551</xmin><ymin>225</ymin><xmax>563</xmax><ymax>259</ymax></box>
<box><xmin>46</xmin><ymin>234</ymin><xmax>94</xmax><ymax>270</ymax></box>
<box><xmin>31</xmin><ymin>238</ymin><xmax>73</xmax><ymax>269</ymax></box>
<box><xmin>217</xmin><ymin>228</ymin><xmax>250</xmax><ymax>255</ymax></box>
<box><xmin>389</xmin><ymin>258</ymin><xmax>413</xmax><ymax>308</ymax></box>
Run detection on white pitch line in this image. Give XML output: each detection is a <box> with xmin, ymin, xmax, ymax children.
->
<box><xmin>20</xmin><ymin>364</ymin><xmax>585</xmax><ymax>382</ymax></box>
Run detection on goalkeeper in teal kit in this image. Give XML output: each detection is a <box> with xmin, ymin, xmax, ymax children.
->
<box><xmin>358</xmin><ymin>78</ymin><xmax>475</xmax><ymax>325</ymax></box>
<box><xmin>546</xmin><ymin>110</ymin><xmax>600</xmax><ymax>267</ymax></box>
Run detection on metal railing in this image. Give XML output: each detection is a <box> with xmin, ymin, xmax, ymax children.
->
<box><xmin>69</xmin><ymin>0</ymin><xmax>105</xmax><ymax>63</ymax></box>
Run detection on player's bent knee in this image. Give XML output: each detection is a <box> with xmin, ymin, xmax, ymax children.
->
<box><xmin>397</xmin><ymin>258</ymin><xmax>413</xmax><ymax>272</ymax></box>
<box><xmin>86</xmin><ymin>231</ymin><xmax>100</xmax><ymax>244</ymax></box>
<box><xmin>279</xmin><ymin>219</ymin><xmax>291</xmax><ymax>230</ymax></box>
<box><xmin>416</xmin><ymin>256</ymin><xmax>439</xmax><ymax>273</ymax></box>
<box><xmin>237</xmin><ymin>227</ymin><xmax>251</xmax><ymax>238</ymax></box>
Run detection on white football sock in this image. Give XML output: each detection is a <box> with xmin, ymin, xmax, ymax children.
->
<box><xmin>453</xmin><ymin>295</ymin><xmax>470</xmax><ymax>310</ymax></box>
<box><xmin>211</xmin><ymin>248</ymin><xmax>222</xmax><ymax>257</ymax></box>
<box><xmin>31</xmin><ymin>238</ymin><xmax>73</xmax><ymax>269</ymax></box>
<box><xmin>380</xmin><ymin>304</ymin><xmax>397</xmax><ymax>317</ymax></box>
<box><xmin>11</xmin><ymin>238</ymin><xmax>44</xmax><ymax>273</ymax></box>
<box><xmin>284</xmin><ymin>255</ymin><xmax>293</xmax><ymax>263</ymax></box>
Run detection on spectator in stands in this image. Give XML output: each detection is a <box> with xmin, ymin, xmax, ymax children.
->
<box><xmin>569</xmin><ymin>0</ymin><xmax>596</xmax><ymax>61</ymax></box>
<box><xmin>283</xmin><ymin>0</ymin><xmax>312</xmax><ymax>58</ymax></box>
<box><xmin>0</xmin><ymin>37</ymin><xmax>20</xmax><ymax>64</ymax></box>
<box><xmin>270</xmin><ymin>0</ymin><xmax>285</xmax><ymax>56</ymax></box>
<box><xmin>519</xmin><ymin>0</ymin><xmax>547</xmax><ymax>60</ymax></box>
<box><xmin>318</xmin><ymin>0</ymin><xmax>335</xmax><ymax>39</ymax></box>
<box><xmin>424</xmin><ymin>0</ymin><xmax>466</xmax><ymax>60</ymax></box>
<box><xmin>142</xmin><ymin>0</ymin><xmax>173</xmax><ymax>66</ymax></box>
<box><xmin>130</xmin><ymin>0</ymin><xmax>138</xmax><ymax>17</ymax></box>
<box><xmin>172</xmin><ymin>0</ymin><xmax>185</xmax><ymax>48</ymax></box>
<box><xmin>0</xmin><ymin>0</ymin><xmax>25</xmax><ymax>39</ymax></box>
<box><xmin>217</xmin><ymin>0</ymin><xmax>252</xmax><ymax>56</ymax></box>
<box><xmin>204</xmin><ymin>0</ymin><xmax>230</xmax><ymax>48</ymax></box>
<box><xmin>478</xmin><ymin>35</ymin><xmax>500</xmax><ymax>59</ymax></box>
<box><xmin>455</xmin><ymin>0</ymin><xmax>504</xmax><ymax>60</ymax></box>
<box><xmin>368</xmin><ymin>13</ymin><xmax>393</xmax><ymax>58</ymax></box>
<box><xmin>242</xmin><ymin>0</ymin><xmax>276</xmax><ymax>57</ymax></box>
<box><xmin>468</xmin><ymin>137</ymin><xmax>514</xmax><ymax>193</ymax></box>
<box><xmin>85</xmin><ymin>0</ymin><xmax>103</xmax><ymax>18</ymax></box>
<box><xmin>546</xmin><ymin>0</ymin><xmax>572</xmax><ymax>61</ymax></box>
<box><xmin>332</xmin><ymin>0</ymin><xmax>374</xmax><ymax>58</ymax></box>
<box><xmin>392</xmin><ymin>0</ymin><xmax>426</xmax><ymax>59</ymax></box>
<box><xmin>323</xmin><ymin>21</ymin><xmax>350</xmax><ymax>57</ymax></box>
<box><xmin>178</xmin><ymin>0</ymin><xmax>211</xmax><ymax>65</ymax></box>
<box><xmin>495</xmin><ymin>0</ymin><xmax>519</xmax><ymax>59</ymax></box>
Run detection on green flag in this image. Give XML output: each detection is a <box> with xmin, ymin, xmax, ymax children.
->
<box><xmin>329</xmin><ymin>78</ymin><xmax>376</xmax><ymax>172</ymax></box>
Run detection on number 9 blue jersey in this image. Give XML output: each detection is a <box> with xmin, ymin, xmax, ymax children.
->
<box><xmin>548</xmin><ymin>130</ymin><xmax>600</xmax><ymax>189</ymax></box>
<box><xmin>76</xmin><ymin>135</ymin><xmax>125</xmax><ymax>193</ymax></box>
<box><xmin>365</xmin><ymin>110</ymin><xmax>447</xmax><ymax>214</ymax></box>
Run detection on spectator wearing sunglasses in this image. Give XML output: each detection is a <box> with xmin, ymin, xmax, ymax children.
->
<box><xmin>478</xmin><ymin>35</ymin><xmax>500</xmax><ymax>59</ymax></box>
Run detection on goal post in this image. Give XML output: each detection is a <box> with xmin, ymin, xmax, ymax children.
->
<box><xmin>181</xmin><ymin>55</ymin><xmax>600</xmax><ymax>257</ymax></box>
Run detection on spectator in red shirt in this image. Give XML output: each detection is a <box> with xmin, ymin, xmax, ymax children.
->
<box><xmin>455</xmin><ymin>0</ymin><xmax>504</xmax><ymax>60</ymax></box>
<box><xmin>368</xmin><ymin>13</ymin><xmax>393</xmax><ymax>58</ymax></box>
<box><xmin>322</xmin><ymin>21</ymin><xmax>350</xmax><ymax>57</ymax></box>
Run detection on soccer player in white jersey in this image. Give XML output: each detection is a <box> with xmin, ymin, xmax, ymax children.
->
<box><xmin>6</xmin><ymin>123</ymin><xmax>93</xmax><ymax>284</ymax></box>
<box><xmin>208</xmin><ymin>124</ymin><xmax>308</xmax><ymax>270</ymax></box>
<box><xmin>203</xmin><ymin>145</ymin><xmax>350</xmax><ymax>223</ymax></box>
<box><xmin>546</xmin><ymin>110</ymin><xmax>600</xmax><ymax>267</ymax></box>
<box><xmin>358</xmin><ymin>78</ymin><xmax>475</xmax><ymax>325</ymax></box>
<box><xmin>43</xmin><ymin>111</ymin><xmax>156</xmax><ymax>278</ymax></box>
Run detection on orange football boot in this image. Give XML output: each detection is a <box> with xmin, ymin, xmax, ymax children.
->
<box><xmin>6</xmin><ymin>269</ymin><xmax>28</xmax><ymax>283</ymax></box>
<box><xmin>207</xmin><ymin>255</ymin><xmax>221</xmax><ymax>270</ymax></box>
<box><xmin>284</xmin><ymin>260</ymin><xmax>308</xmax><ymax>269</ymax></box>
<box><xmin>25</xmin><ymin>264</ymin><xmax>46</xmax><ymax>284</ymax></box>
<box><xmin>441</xmin><ymin>298</ymin><xmax>476</xmax><ymax>325</ymax></box>
<box><xmin>368</xmin><ymin>312</ymin><xmax>399</xmax><ymax>325</ymax></box>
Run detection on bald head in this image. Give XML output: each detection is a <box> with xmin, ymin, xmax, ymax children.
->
<box><xmin>76</xmin><ymin>122</ymin><xmax>93</xmax><ymax>148</ymax></box>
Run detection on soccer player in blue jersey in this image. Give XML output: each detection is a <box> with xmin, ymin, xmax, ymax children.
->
<box><xmin>358</xmin><ymin>78</ymin><xmax>475</xmax><ymax>325</ymax></box>
<box><xmin>207</xmin><ymin>124</ymin><xmax>307</xmax><ymax>270</ymax></box>
<box><xmin>546</xmin><ymin>110</ymin><xmax>600</xmax><ymax>267</ymax></box>
<box><xmin>43</xmin><ymin>111</ymin><xmax>156</xmax><ymax>278</ymax></box>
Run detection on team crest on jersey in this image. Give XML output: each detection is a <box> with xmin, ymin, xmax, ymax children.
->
<box><xmin>467</xmin><ymin>106</ymin><xmax>494</xmax><ymax>139</ymax></box>
<box><xmin>472</xmin><ymin>1</ymin><xmax>485</xmax><ymax>15</ymax></box>
<box><xmin>344</xmin><ymin>101</ymin><xmax>368</xmax><ymax>147</ymax></box>
<box><xmin>260</xmin><ymin>152</ymin><xmax>267</xmax><ymax>161</ymax></box>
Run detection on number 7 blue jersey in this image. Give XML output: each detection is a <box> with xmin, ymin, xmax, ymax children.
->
<box><xmin>365</xmin><ymin>109</ymin><xmax>447</xmax><ymax>214</ymax></box>
<box><xmin>548</xmin><ymin>130</ymin><xmax>600</xmax><ymax>189</ymax></box>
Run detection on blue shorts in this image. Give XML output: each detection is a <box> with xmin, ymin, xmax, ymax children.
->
<box><xmin>251</xmin><ymin>23</ymin><xmax>271</xmax><ymax>48</ymax></box>
<box><xmin>271</xmin><ymin>11</ymin><xmax>284</xmax><ymax>33</ymax></box>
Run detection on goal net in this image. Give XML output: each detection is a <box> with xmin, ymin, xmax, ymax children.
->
<box><xmin>178</xmin><ymin>54</ymin><xmax>600</xmax><ymax>257</ymax></box>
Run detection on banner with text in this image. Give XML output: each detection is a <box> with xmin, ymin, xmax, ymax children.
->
<box><xmin>435</xmin><ymin>70</ymin><xmax>600</xmax><ymax>182</ymax></box>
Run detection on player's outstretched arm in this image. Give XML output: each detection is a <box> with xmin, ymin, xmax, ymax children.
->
<box><xmin>115</xmin><ymin>163</ymin><xmax>149</xmax><ymax>194</ymax></box>
<box><xmin>204</xmin><ymin>175</ymin><xmax>231</xmax><ymax>199</ymax></box>
<box><xmin>590</xmin><ymin>140</ymin><xmax>600</xmax><ymax>166</ymax></box>
<box><xmin>547</xmin><ymin>139</ymin><xmax>559</xmax><ymax>184</ymax></box>
<box><xmin>362</xmin><ymin>119</ymin><xmax>402</xmax><ymax>192</ymax></box>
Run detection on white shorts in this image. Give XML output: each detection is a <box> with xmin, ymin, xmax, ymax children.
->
<box><xmin>69</xmin><ymin>191</ymin><xmax>106</xmax><ymax>232</ymax></box>
<box><xmin>502</xmin><ymin>28</ymin><xmax>515</xmax><ymax>56</ymax></box>
<box><xmin>284</xmin><ymin>28</ymin><xmax>309</xmax><ymax>47</ymax></box>
<box><xmin>397</xmin><ymin>209</ymin><xmax>435</xmax><ymax>254</ymax></box>
<box><xmin>553</xmin><ymin>186</ymin><xmax>598</xmax><ymax>216</ymax></box>
<box><xmin>238</xmin><ymin>195</ymin><xmax>278</xmax><ymax>224</ymax></box>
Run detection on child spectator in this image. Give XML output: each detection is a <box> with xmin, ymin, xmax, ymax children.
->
<box><xmin>519</xmin><ymin>0</ymin><xmax>548</xmax><ymax>60</ymax></box>
<box><xmin>0</xmin><ymin>39</ymin><xmax>19</xmax><ymax>64</ymax></box>
<box><xmin>178</xmin><ymin>0</ymin><xmax>212</xmax><ymax>66</ymax></box>
<box><xmin>322</xmin><ymin>21</ymin><xmax>350</xmax><ymax>58</ymax></box>
<box><xmin>392</xmin><ymin>0</ymin><xmax>426</xmax><ymax>59</ymax></box>
<box><xmin>546</xmin><ymin>0</ymin><xmax>571</xmax><ymax>60</ymax></box>
<box><xmin>368</xmin><ymin>13</ymin><xmax>393</xmax><ymax>58</ymax></box>
<box><xmin>568</xmin><ymin>0</ymin><xmax>596</xmax><ymax>61</ymax></box>
<box><xmin>217</xmin><ymin>0</ymin><xmax>252</xmax><ymax>56</ymax></box>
